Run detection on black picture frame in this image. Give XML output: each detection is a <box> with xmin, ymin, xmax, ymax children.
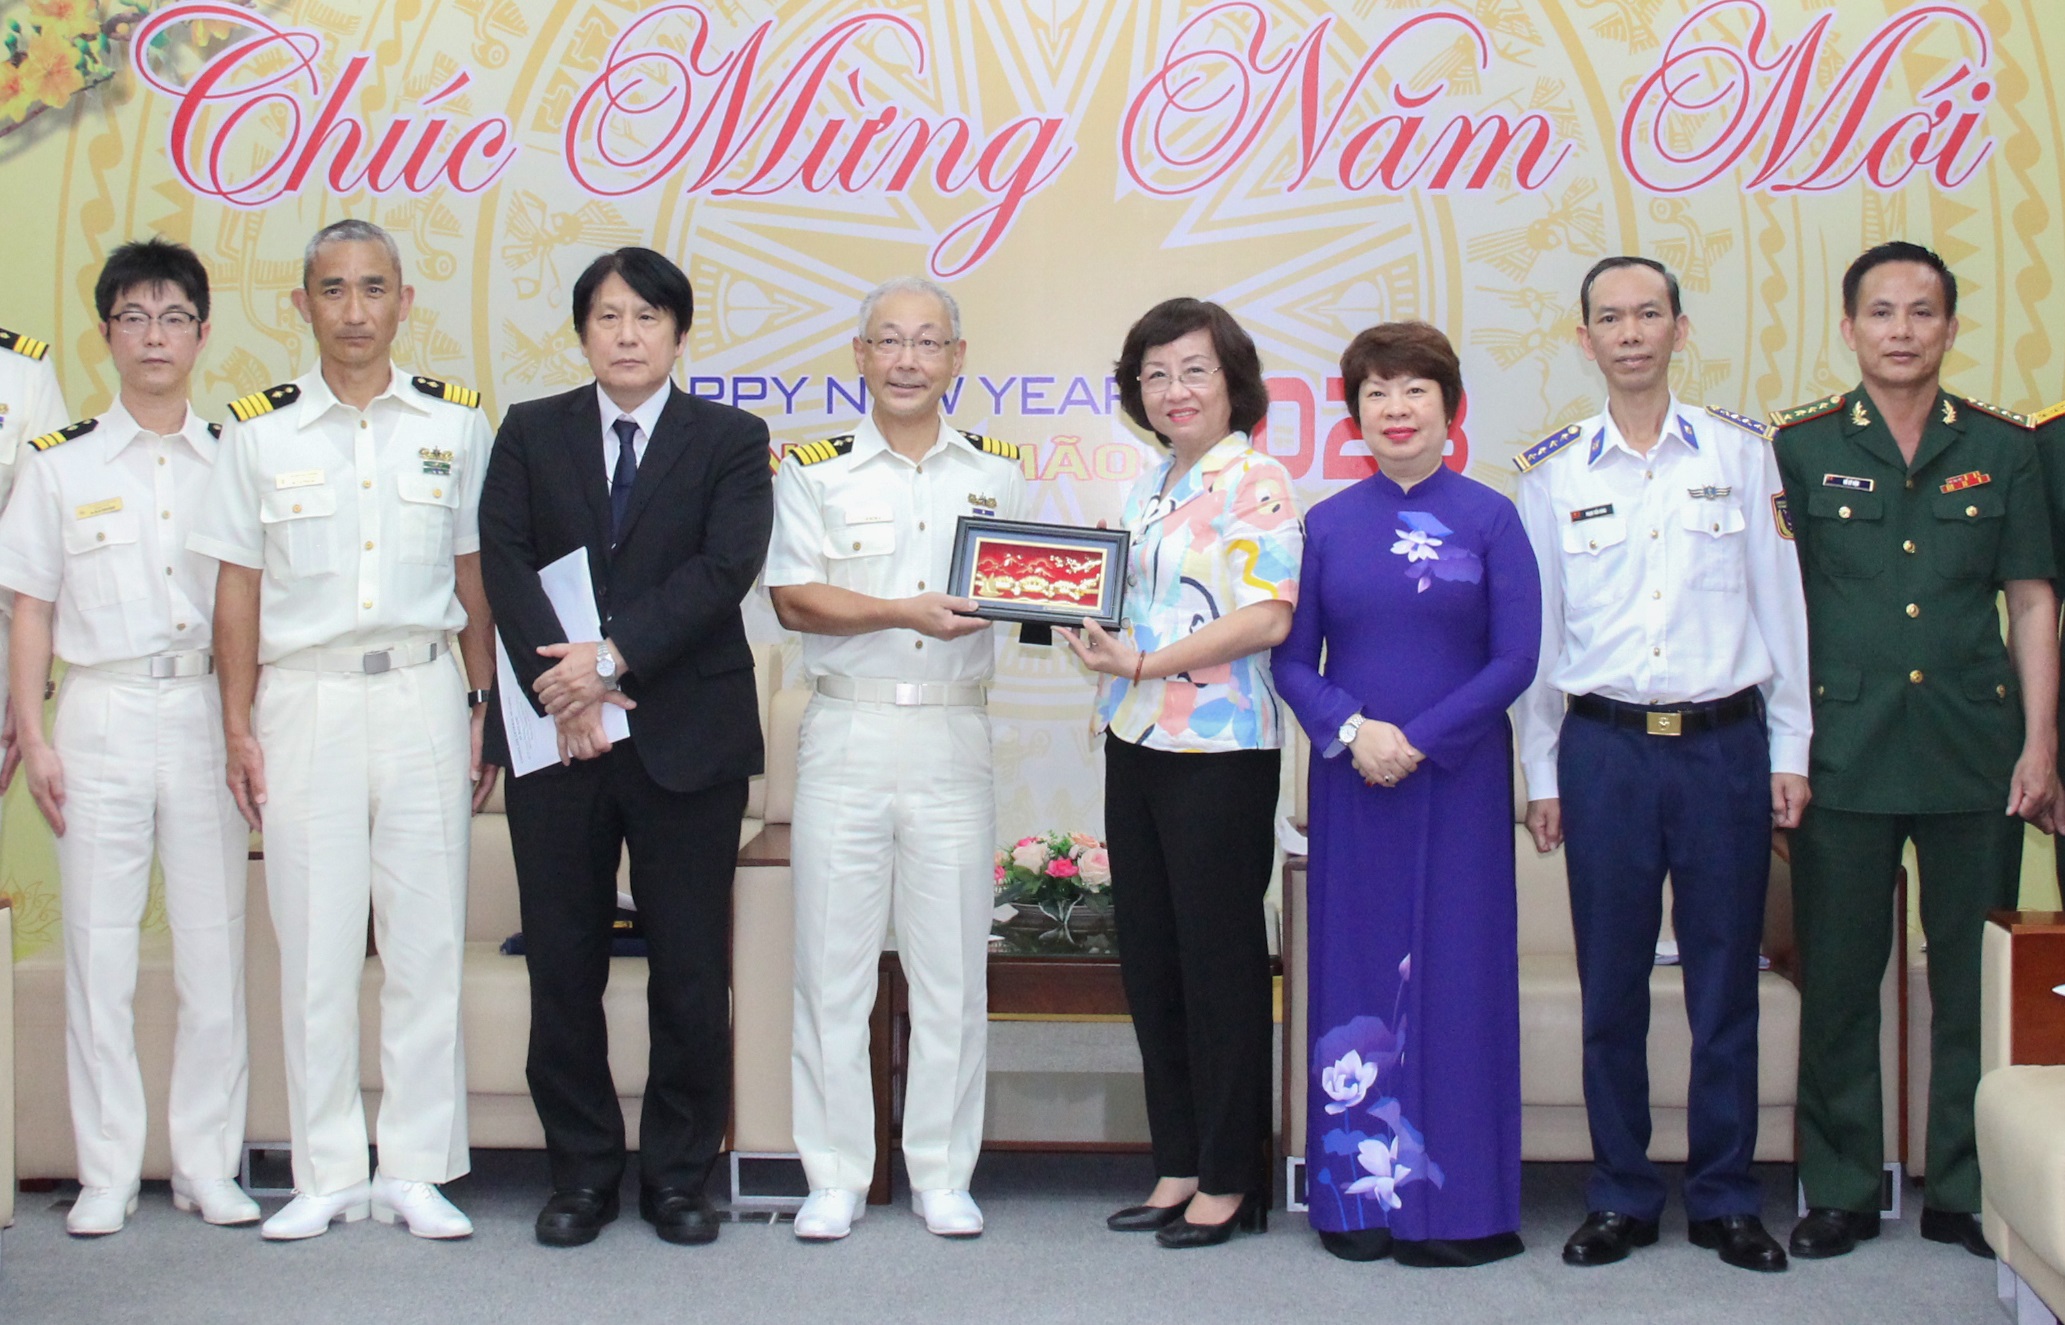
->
<box><xmin>946</xmin><ymin>517</ymin><xmax>1130</xmax><ymax>630</ymax></box>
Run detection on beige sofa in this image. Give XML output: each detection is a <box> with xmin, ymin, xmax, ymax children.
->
<box><xmin>1977</xmin><ymin>910</ymin><xmax>2065</xmax><ymax>1325</ymax></box>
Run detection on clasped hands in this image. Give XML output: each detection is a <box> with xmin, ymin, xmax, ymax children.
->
<box><xmin>1349</xmin><ymin>719</ymin><xmax>1422</xmax><ymax>788</ymax></box>
<box><xmin>535</xmin><ymin>640</ymin><xmax>636</xmax><ymax>765</ymax></box>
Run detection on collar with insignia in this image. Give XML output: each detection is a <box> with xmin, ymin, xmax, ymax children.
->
<box><xmin>1849</xmin><ymin>399</ymin><xmax>1871</xmax><ymax>428</ymax></box>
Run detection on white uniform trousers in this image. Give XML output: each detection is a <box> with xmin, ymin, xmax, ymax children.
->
<box><xmin>256</xmin><ymin>657</ymin><xmax>470</xmax><ymax>1195</ymax></box>
<box><xmin>790</xmin><ymin>694</ymin><xmax>995</xmax><ymax>1193</ymax></box>
<box><xmin>56</xmin><ymin>667</ymin><xmax>249</xmax><ymax>1190</ymax></box>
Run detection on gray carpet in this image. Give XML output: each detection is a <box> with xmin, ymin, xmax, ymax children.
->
<box><xmin>0</xmin><ymin>1155</ymin><xmax>2001</xmax><ymax>1324</ymax></box>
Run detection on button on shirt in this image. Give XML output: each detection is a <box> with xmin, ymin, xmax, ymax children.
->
<box><xmin>187</xmin><ymin>364</ymin><xmax>491</xmax><ymax>663</ymax></box>
<box><xmin>765</xmin><ymin>415</ymin><xmax>1028</xmax><ymax>682</ymax></box>
<box><xmin>1514</xmin><ymin>400</ymin><xmax>1811</xmax><ymax>799</ymax></box>
<box><xmin>0</xmin><ymin>400</ymin><xmax>219</xmax><ymax>666</ymax></box>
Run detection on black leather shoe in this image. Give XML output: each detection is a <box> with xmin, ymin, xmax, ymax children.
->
<box><xmin>1687</xmin><ymin>1215</ymin><xmax>1788</xmax><ymax>1272</ymax></box>
<box><xmin>1318</xmin><ymin>1227</ymin><xmax>1393</xmax><ymax>1262</ymax></box>
<box><xmin>1561</xmin><ymin>1212</ymin><xmax>1660</xmax><ymax>1266</ymax></box>
<box><xmin>535</xmin><ymin>1187</ymin><xmax>620</xmax><ymax>1247</ymax></box>
<box><xmin>639</xmin><ymin>1186</ymin><xmax>720</xmax><ymax>1246</ymax></box>
<box><xmin>1107</xmin><ymin>1203</ymin><xmax>1187</xmax><ymax>1232</ymax></box>
<box><xmin>1394</xmin><ymin>1232</ymin><xmax>1524</xmax><ymax>1268</ymax></box>
<box><xmin>1919</xmin><ymin>1208</ymin><xmax>1995</xmax><ymax>1259</ymax></box>
<box><xmin>1154</xmin><ymin>1194</ymin><xmax>1266</xmax><ymax>1248</ymax></box>
<box><xmin>1788</xmin><ymin>1207</ymin><xmax>1880</xmax><ymax>1259</ymax></box>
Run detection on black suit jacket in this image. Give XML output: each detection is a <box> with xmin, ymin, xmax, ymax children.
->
<box><xmin>479</xmin><ymin>382</ymin><xmax>772</xmax><ymax>793</ymax></box>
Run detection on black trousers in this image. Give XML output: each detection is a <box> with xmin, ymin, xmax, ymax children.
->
<box><xmin>505</xmin><ymin>743</ymin><xmax>747</xmax><ymax>1193</ymax></box>
<box><xmin>1103</xmin><ymin>735</ymin><xmax>1279</xmax><ymax>1197</ymax></box>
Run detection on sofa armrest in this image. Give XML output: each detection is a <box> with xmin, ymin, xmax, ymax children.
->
<box><xmin>1984</xmin><ymin>910</ymin><xmax>2065</xmax><ymax>1073</ymax></box>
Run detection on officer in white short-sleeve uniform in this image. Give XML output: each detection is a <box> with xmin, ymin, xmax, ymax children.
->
<box><xmin>187</xmin><ymin>220</ymin><xmax>499</xmax><ymax>1242</ymax></box>
<box><xmin>0</xmin><ymin>323</ymin><xmax>71</xmax><ymax>774</ymax></box>
<box><xmin>767</xmin><ymin>277</ymin><xmax>1028</xmax><ymax>1241</ymax></box>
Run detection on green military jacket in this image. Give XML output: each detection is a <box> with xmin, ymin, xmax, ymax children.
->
<box><xmin>1773</xmin><ymin>385</ymin><xmax>2053</xmax><ymax>813</ymax></box>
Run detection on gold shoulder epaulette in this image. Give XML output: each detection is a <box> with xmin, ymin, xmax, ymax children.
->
<box><xmin>28</xmin><ymin>417</ymin><xmax>97</xmax><ymax>451</ymax></box>
<box><xmin>1706</xmin><ymin>406</ymin><xmax>1771</xmax><ymax>440</ymax></box>
<box><xmin>412</xmin><ymin>375</ymin><xmax>480</xmax><ymax>409</ymax></box>
<box><xmin>1769</xmin><ymin>393</ymin><xmax>1845</xmax><ymax>428</ymax></box>
<box><xmin>1513</xmin><ymin>423</ymin><xmax>1582</xmax><ymax>474</ymax></box>
<box><xmin>228</xmin><ymin>383</ymin><xmax>301</xmax><ymax>423</ymax></box>
<box><xmin>789</xmin><ymin>435</ymin><xmax>854</xmax><ymax>467</ymax></box>
<box><xmin>1960</xmin><ymin>395</ymin><xmax>2030</xmax><ymax>428</ymax></box>
<box><xmin>960</xmin><ymin>430</ymin><xmax>1021</xmax><ymax>462</ymax></box>
<box><xmin>0</xmin><ymin>327</ymin><xmax>51</xmax><ymax>360</ymax></box>
<box><xmin>2031</xmin><ymin>400</ymin><xmax>2065</xmax><ymax>429</ymax></box>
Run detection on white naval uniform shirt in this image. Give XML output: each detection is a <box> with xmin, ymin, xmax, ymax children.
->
<box><xmin>0</xmin><ymin>334</ymin><xmax>69</xmax><ymax>514</ymax></box>
<box><xmin>0</xmin><ymin>400</ymin><xmax>220</xmax><ymax>666</ymax></box>
<box><xmin>765</xmin><ymin>414</ymin><xmax>1030</xmax><ymax>682</ymax></box>
<box><xmin>1514</xmin><ymin>397</ymin><xmax>1811</xmax><ymax>800</ymax></box>
<box><xmin>187</xmin><ymin>364</ymin><xmax>491</xmax><ymax>664</ymax></box>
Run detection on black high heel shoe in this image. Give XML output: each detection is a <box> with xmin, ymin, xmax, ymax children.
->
<box><xmin>1107</xmin><ymin>1202</ymin><xmax>1187</xmax><ymax>1232</ymax></box>
<box><xmin>1155</xmin><ymin>1193</ymin><xmax>1268</xmax><ymax>1248</ymax></box>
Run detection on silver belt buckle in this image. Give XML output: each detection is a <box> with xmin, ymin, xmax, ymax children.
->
<box><xmin>149</xmin><ymin>655</ymin><xmax>179</xmax><ymax>679</ymax></box>
<box><xmin>362</xmin><ymin>649</ymin><xmax>394</xmax><ymax>675</ymax></box>
<box><xmin>894</xmin><ymin>682</ymin><xmax>923</xmax><ymax>706</ymax></box>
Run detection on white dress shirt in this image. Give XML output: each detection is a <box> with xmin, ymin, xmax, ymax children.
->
<box><xmin>598</xmin><ymin>378</ymin><xmax>668</xmax><ymax>483</ymax></box>
<box><xmin>0</xmin><ymin>399</ymin><xmax>220</xmax><ymax>666</ymax></box>
<box><xmin>765</xmin><ymin>414</ymin><xmax>1029</xmax><ymax>682</ymax></box>
<box><xmin>0</xmin><ymin>335</ymin><xmax>69</xmax><ymax>512</ymax></box>
<box><xmin>1514</xmin><ymin>397</ymin><xmax>1811</xmax><ymax>799</ymax></box>
<box><xmin>187</xmin><ymin>364</ymin><xmax>491</xmax><ymax>663</ymax></box>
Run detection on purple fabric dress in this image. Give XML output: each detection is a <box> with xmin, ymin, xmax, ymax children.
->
<box><xmin>1272</xmin><ymin>465</ymin><xmax>1542</xmax><ymax>1240</ymax></box>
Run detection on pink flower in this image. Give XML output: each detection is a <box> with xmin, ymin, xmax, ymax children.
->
<box><xmin>1078</xmin><ymin>847</ymin><xmax>1112</xmax><ymax>891</ymax></box>
<box><xmin>1046</xmin><ymin>858</ymin><xmax>1080</xmax><ymax>878</ymax></box>
<box><xmin>1068</xmin><ymin>831</ymin><xmax>1102</xmax><ymax>852</ymax></box>
<box><xmin>994</xmin><ymin>864</ymin><xmax>1006</xmax><ymax>884</ymax></box>
<box><xmin>1011</xmin><ymin>840</ymin><xmax>1049</xmax><ymax>872</ymax></box>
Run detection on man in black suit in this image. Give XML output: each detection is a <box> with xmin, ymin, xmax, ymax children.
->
<box><xmin>479</xmin><ymin>247</ymin><xmax>772</xmax><ymax>1247</ymax></box>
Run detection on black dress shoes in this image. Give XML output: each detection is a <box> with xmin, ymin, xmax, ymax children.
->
<box><xmin>1687</xmin><ymin>1215</ymin><xmax>1788</xmax><ymax>1272</ymax></box>
<box><xmin>1155</xmin><ymin>1194</ymin><xmax>1267</xmax><ymax>1248</ymax></box>
<box><xmin>1107</xmin><ymin>1203</ymin><xmax>1187</xmax><ymax>1232</ymax></box>
<box><xmin>1919</xmin><ymin>1208</ymin><xmax>1995</xmax><ymax>1259</ymax></box>
<box><xmin>639</xmin><ymin>1186</ymin><xmax>721</xmax><ymax>1245</ymax></box>
<box><xmin>1393</xmin><ymin>1232</ymin><xmax>1525</xmax><ymax>1268</ymax></box>
<box><xmin>1318</xmin><ymin>1227</ymin><xmax>1393</xmax><ymax>1262</ymax></box>
<box><xmin>1788</xmin><ymin>1207</ymin><xmax>1880</xmax><ymax>1259</ymax></box>
<box><xmin>1561</xmin><ymin>1211</ymin><xmax>1660</xmax><ymax>1266</ymax></box>
<box><xmin>535</xmin><ymin>1187</ymin><xmax>620</xmax><ymax>1247</ymax></box>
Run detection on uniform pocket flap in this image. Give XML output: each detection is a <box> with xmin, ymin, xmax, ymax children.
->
<box><xmin>260</xmin><ymin>485</ymin><xmax>338</xmax><ymax>522</ymax></box>
<box><xmin>1806</xmin><ymin>489</ymin><xmax>1882</xmax><ymax>521</ymax></box>
<box><xmin>62</xmin><ymin>510</ymin><xmax>140</xmax><ymax>553</ymax></box>
<box><xmin>1932</xmin><ymin>488</ymin><xmax>2005</xmax><ymax>521</ymax></box>
<box><xmin>1559</xmin><ymin>515</ymin><xmax>1627</xmax><ymax>555</ymax></box>
<box><xmin>1960</xmin><ymin>663</ymin><xmax>2016</xmax><ymax>703</ymax></box>
<box><xmin>823</xmin><ymin>523</ymin><xmax>896</xmax><ymax>559</ymax></box>
<box><xmin>1812</xmin><ymin>666</ymin><xmax>1862</xmax><ymax>702</ymax></box>
<box><xmin>397</xmin><ymin>472</ymin><xmax>460</xmax><ymax>507</ymax></box>
<box><xmin>1681</xmin><ymin>500</ymin><xmax>1746</xmax><ymax>538</ymax></box>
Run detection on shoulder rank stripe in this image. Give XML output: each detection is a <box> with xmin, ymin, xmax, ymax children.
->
<box><xmin>959</xmin><ymin>429</ymin><xmax>1021</xmax><ymax>462</ymax></box>
<box><xmin>29</xmin><ymin>417</ymin><xmax>97</xmax><ymax>451</ymax></box>
<box><xmin>0</xmin><ymin>327</ymin><xmax>51</xmax><ymax>360</ymax></box>
<box><xmin>1768</xmin><ymin>393</ymin><xmax>1844</xmax><ymax>429</ymax></box>
<box><xmin>1705</xmin><ymin>405</ymin><xmax>1771</xmax><ymax>439</ymax></box>
<box><xmin>2032</xmin><ymin>401</ymin><xmax>2065</xmax><ymax>429</ymax></box>
<box><xmin>1960</xmin><ymin>395</ymin><xmax>2031</xmax><ymax>428</ymax></box>
<box><xmin>228</xmin><ymin>383</ymin><xmax>301</xmax><ymax>423</ymax></box>
<box><xmin>1513</xmin><ymin>423</ymin><xmax>1582</xmax><ymax>474</ymax></box>
<box><xmin>789</xmin><ymin>435</ymin><xmax>854</xmax><ymax>467</ymax></box>
<box><xmin>412</xmin><ymin>375</ymin><xmax>480</xmax><ymax>409</ymax></box>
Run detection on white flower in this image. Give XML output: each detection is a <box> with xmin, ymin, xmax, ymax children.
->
<box><xmin>1344</xmin><ymin>1136</ymin><xmax>1411</xmax><ymax>1209</ymax></box>
<box><xmin>1320</xmin><ymin>1050</ymin><xmax>1379</xmax><ymax>1115</ymax></box>
<box><xmin>1390</xmin><ymin>529</ymin><xmax>1443</xmax><ymax>562</ymax></box>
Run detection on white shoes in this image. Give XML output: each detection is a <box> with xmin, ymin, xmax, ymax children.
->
<box><xmin>912</xmin><ymin>1188</ymin><xmax>984</xmax><ymax>1237</ymax></box>
<box><xmin>794</xmin><ymin>1188</ymin><xmax>865</xmax><ymax>1241</ymax></box>
<box><xmin>261</xmin><ymin>1182</ymin><xmax>371</xmax><ymax>1241</ymax></box>
<box><xmin>172</xmin><ymin>1176</ymin><xmax>261</xmax><ymax>1226</ymax></box>
<box><xmin>370</xmin><ymin>1173</ymin><xmax>473</xmax><ymax>1239</ymax></box>
<box><xmin>66</xmin><ymin>1183</ymin><xmax>141</xmax><ymax>1237</ymax></box>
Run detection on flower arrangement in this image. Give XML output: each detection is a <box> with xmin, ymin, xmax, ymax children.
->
<box><xmin>993</xmin><ymin>829</ymin><xmax>1111</xmax><ymax>926</ymax></box>
<box><xmin>1</xmin><ymin>1</ymin><xmax>245</xmax><ymax>133</ymax></box>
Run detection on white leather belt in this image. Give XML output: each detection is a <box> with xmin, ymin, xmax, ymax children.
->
<box><xmin>77</xmin><ymin>650</ymin><xmax>213</xmax><ymax>679</ymax></box>
<box><xmin>271</xmin><ymin>638</ymin><xmax>443</xmax><ymax>674</ymax></box>
<box><xmin>814</xmin><ymin>676</ymin><xmax>986</xmax><ymax>707</ymax></box>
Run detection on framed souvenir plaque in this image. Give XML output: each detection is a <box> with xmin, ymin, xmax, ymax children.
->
<box><xmin>947</xmin><ymin>517</ymin><xmax>1130</xmax><ymax>630</ymax></box>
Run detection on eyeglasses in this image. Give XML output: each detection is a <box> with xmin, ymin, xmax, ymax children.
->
<box><xmin>109</xmin><ymin>310</ymin><xmax>201</xmax><ymax>335</ymax></box>
<box><xmin>1139</xmin><ymin>365</ymin><xmax>1221</xmax><ymax>395</ymax></box>
<box><xmin>864</xmin><ymin>335</ymin><xmax>952</xmax><ymax>359</ymax></box>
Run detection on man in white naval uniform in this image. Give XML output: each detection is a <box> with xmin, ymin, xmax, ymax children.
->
<box><xmin>188</xmin><ymin>219</ymin><xmax>499</xmax><ymax>1241</ymax></box>
<box><xmin>0</xmin><ymin>320</ymin><xmax>71</xmax><ymax>790</ymax></box>
<box><xmin>0</xmin><ymin>239</ymin><xmax>256</xmax><ymax>1236</ymax></box>
<box><xmin>767</xmin><ymin>276</ymin><xmax>1028</xmax><ymax>1240</ymax></box>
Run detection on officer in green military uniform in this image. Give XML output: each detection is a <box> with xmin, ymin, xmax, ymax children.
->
<box><xmin>1773</xmin><ymin>242</ymin><xmax>2059</xmax><ymax>1263</ymax></box>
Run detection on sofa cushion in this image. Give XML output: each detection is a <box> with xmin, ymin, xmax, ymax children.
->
<box><xmin>1978</xmin><ymin>1065</ymin><xmax>2065</xmax><ymax>1271</ymax></box>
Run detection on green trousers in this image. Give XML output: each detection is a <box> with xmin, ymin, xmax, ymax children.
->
<box><xmin>1790</xmin><ymin>805</ymin><xmax>2023</xmax><ymax>1214</ymax></box>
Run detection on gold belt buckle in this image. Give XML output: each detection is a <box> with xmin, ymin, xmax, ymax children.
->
<box><xmin>1645</xmin><ymin>710</ymin><xmax>1682</xmax><ymax>737</ymax></box>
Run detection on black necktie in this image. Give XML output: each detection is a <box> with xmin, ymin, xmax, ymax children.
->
<box><xmin>610</xmin><ymin>417</ymin><xmax>639</xmax><ymax>545</ymax></box>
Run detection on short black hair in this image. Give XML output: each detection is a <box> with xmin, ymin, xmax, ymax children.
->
<box><xmin>1579</xmin><ymin>256</ymin><xmax>1681</xmax><ymax>322</ymax></box>
<box><xmin>1114</xmin><ymin>298</ymin><xmax>1269</xmax><ymax>447</ymax></box>
<box><xmin>1842</xmin><ymin>241</ymin><xmax>1957</xmax><ymax>319</ymax></box>
<box><xmin>96</xmin><ymin>237</ymin><xmax>210</xmax><ymax>324</ymax></box>
<box><xmin>573</xmin><ymin>247</ymin><xmax>693</xmax><ymax>338</ymax></box>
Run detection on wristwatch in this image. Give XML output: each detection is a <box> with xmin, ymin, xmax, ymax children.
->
<box><xmin>595</xmin><ymin>641</ymin><xmax>620</xmax><ymax>690</ymax></box>
<box><xmin>1338</xmin><ymin>714</ymin><xmax>1365</xmax><ymax>747</ymax></box>
<box><xmin>466</xmin><ymin>689</ymin><xmax>491</xmax><ymax>709</ymax></box>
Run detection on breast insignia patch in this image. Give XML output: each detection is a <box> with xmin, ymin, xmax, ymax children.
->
<box><xmin>1514</xmin><ymin>423</ymin><xmax>1582</xmax><ymax>473</ymax></box>
<box><xmin>411</xmin><ymin>375</ymin><xmax>481</xmax><ymax>409</ymax></box>
<box><xmin>28</xmin><ymin>417</ymin><xmax>97</xmax><ymax>451</ymax></box>
<box><xmin>228</xmin><ymin>383</ymin><xmax>302</xmax><ymax>423</ymax></box>
<box><xmin>789</xmin><ymin>435</ymin><xmax>855</xmax><ymax>466</ymax></box>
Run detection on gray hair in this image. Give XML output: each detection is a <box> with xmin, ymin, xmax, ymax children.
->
<box><xmin>302</xmin><ymin>219</ymin><xmax>404</xmax><ymax>287</ymax></box>
<box><xmin>856</xmin><ymin>275</ymin><xmax>961</xmax><ymax>341</ymax></box>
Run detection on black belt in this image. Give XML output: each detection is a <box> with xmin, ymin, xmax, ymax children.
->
<box><xmin>1570</xmin><ymin>688</ymin><xmax>1762</xmax><ymax>737</ymax></box>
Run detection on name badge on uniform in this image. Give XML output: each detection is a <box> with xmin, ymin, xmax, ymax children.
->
<box><xmin>1569</xmin><ymin>504</ymin><xmax>1614</xmax><ymax>522</ymax></box>
<box><xmin>418</xmin><ymin>447</ymin><xmax>454</xmax><ymax>477</ymax></box>
<box><xmin>842</xmin><ymin>500</ymin><xmax>893</xmax><ymax>525</ymax></box>
<box><xmin>274</xmin><ymin>469</ymin><xmax>325</xmax><ymax>490</ymax></box>
<box><xmin>1686</xmin><ymin>485</ymin><xmax>1733</xmax><ymax>500</ymax></box>
<box><xmin>74</xmin><ymin>497</ymin><xmax>122</xmax><ymax>519</ymax></box>
<box><xmin>968</xmin><ymin>491</ymin><xmax>998</xmax><ymax>516</ymax></box>
<box><xmin>1822</xmin><ymin>474</ymin><xmax>1874</xmax><ymax>492</ymax></box>
<box><xmin>1940</xmin><ymin>471</ymin><xmax>1990</xmax><ymax>493</ymax></box>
